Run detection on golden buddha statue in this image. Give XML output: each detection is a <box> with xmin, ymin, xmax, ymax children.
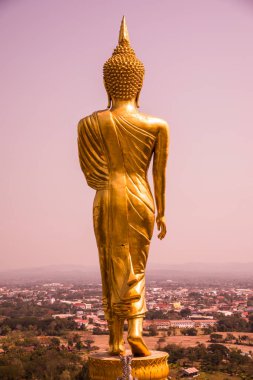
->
<box><xmin>78</xmin><ymin>16</ymin><xmax>169</xmax><ymax>357</ymax></box>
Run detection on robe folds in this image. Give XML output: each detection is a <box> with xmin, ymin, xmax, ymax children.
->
<box><xmin>78</xmin><ymin>110</ymin><xmax>156</xmax><ymax>320</ymax></box>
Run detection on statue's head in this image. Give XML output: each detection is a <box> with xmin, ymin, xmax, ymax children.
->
<box><xmin>103</xmin><ymin>16</ymin><xmax>145</xmax><ymax>108</ymax></box>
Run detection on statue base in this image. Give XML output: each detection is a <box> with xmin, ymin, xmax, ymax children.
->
<box><xmin>88</xmin><ymin>350</ymin><xmax>169</xmax><ymax>380</ymax></box>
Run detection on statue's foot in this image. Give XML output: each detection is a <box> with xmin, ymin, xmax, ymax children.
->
<box><xmin>127</xmin><ymin>317</ymin><xmax>151</xmax><ymax>357</ymax></box>
<box><xmin>127</xmin><ymin>335</ymin><xmax>151</xmax><ymax>357</ymax></box>
<box><xmin>109</xmin><ymin>346</ymin><xmax>125</xmax><ymax>356</ymax></box>
<box><xmin>108</xmin><ymin>337</ymin><xmax>125</xmax><ymax>356</ymax></box>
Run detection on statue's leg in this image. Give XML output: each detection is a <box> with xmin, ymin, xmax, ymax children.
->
<box><xmin>108</xmin><ymin>319</ymin><xmax>114</xmax><ymax>353</ymax></box>
<box><xmin>127</xmin><ymin>316</ymin><xmax>151</xmax><ymax>357</ymax></box>
<box><xmin>108</xmin><ymin>317</ymin><xmax>125</xmax><ymax>355</ymax></box>
<box><xmin>127</xmin><ymin>243</ymin><xmax>151</xmax><ymax>357</ymax></box>
<box><xmin>93</xmin><ymin>190</ymin><xmax>113</xmax><ymax>352</ymax></box>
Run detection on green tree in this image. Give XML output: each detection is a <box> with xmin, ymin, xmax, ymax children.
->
<box><xmin>202</xmin><ymin>344</ymin><xmax>229</xmax><ymax>371</ymax></box>
<box><xmin>76</xmin><ymin>341</ymin><xmax>84</xmax><ymax>350</ymax></box>
<box><xmin>210</xmin><ymin>333</ymin><xmax>223</xmax><ymax>342</ymax></box>
<box><xmin>148</xmin><ymin>324</ymin><xmax>158</xmax><ymax>336</ymax></box>
<box><xmin>180</xmin><ymin>328</ymin><xmax>197</xmax><ymax>336</ymax></box>
<box><xmin>163</xmin><ymin>343</ymin><xmax>186</xmax><ymax>363</ymax></box>
<box><xmin>84</xmin><ymin>339</ymin><xmax>94</xmax><ymax>350</ymax></box>
<box><xmin>217</xmin><ymin>315</ymin><xmax>249</xmax><ymax>332</ymax></box>
<box><xmin>68</xmin><ymin>338</ymin><xmax>74</xmax><ymax>347</ymax></box>
<box><xmin>249</xmin><ymin>315</ymin><xmax>253</xmax><ymax>332</ymax></box>
<box><xmin>202</xmin><ymin>326</ymin><xmax>214</xmax><ymax>335</ymax></box>
<box><xmin>225</xmin><ymin>333</ymin><xmax>235</xmax><ymax>342</ymax></box>
<box><xmin>73</xmin><ymin>333</ymin><xmax>81</xmax><ymax>343</ymax></box>
<box><xmin>0</xmin><ymin>358</ymin><xmax>25</xmax><ymax>380</ymax></box>
<box><xmin>50</xmin><ymin>337</ymin><xmax>61</xmax><ymax>347</ymax></box>
<box><xmin>180</xmin><ymin>308</ymin><xmax>191</xmax><ymax>318</ymax></box>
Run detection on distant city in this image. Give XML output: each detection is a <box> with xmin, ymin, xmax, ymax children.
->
<box><xmin>1</xmin><ymin>277</ymin><xmax>253</xmax><ymax>332</ymax></box>
<box><xmin>0</xmin><ymin>269</ymin><xmax>253</xmax><ymax>379</ymax></box>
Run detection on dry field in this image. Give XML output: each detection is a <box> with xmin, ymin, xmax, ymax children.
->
<box><xmin>83</xmin><ymin>331</ymin><xmax>253</xmax><ymax>354</ymax></box>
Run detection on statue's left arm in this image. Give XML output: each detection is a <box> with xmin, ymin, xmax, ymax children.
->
<box><xmin>152</xmin><ymin>122</ymin><xmax>170</xmax><ymax>240</ymax></box>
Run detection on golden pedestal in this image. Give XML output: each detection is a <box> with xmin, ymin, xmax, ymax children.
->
<box><xmin>88</xmin><ymin>350</ymin><xmax>169</xmax><ymax>380</ymax></box>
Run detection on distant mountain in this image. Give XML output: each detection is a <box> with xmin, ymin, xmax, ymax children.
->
<box><xmin>148</xmin><ymin>261</ymin><xmax>253</xmax><ymax>273</ymax></box>
<box><xmin>0</xmin><ymin>262</ymin><xmax>252</xmax><ymax>284</ymax></box>
<box><xmin>0</xmin><ymin>264</ymin><xmax>100</xmax><ymax>284</ymax></box>
<box><xmin>146</xmin><ymin>261</ymin><xmax>253</xmax><ymax>281</ymax></box>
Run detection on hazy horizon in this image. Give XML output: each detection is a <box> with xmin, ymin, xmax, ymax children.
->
<box><xmin>1</xmin><ymin>262</ymin><xmax>253</xmax><ymax>284</ymax></box>
<box><xmin>1</xmin><ymin>0</ymin><xmax>253</xmax><ymax>270</ymax></box>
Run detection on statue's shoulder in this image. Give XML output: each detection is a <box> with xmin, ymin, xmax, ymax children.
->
<box><xmin>136</xmin><ymin>112</ymin><xmax>169</xmax><ymax>134</ymax></box>
<box><xmin>77</xmin><ymin>114</ymin><xmax>91</xmax><ymax>133</ymax></box>
<box><xmin>77</xmin><ymin>109</ymin><xmax>108</xmax><ymax>133</ymax></box>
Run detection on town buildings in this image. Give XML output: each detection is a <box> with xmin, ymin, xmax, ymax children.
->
<box><xmin>0</xmin><ymin>279</ymin><xmax>252</xmax><ymax>335</ymax></box>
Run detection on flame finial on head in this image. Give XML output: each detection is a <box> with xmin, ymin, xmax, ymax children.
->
<box><xmin>118</xmin><ymin>16</ymin><xmax>130</xmax><ymax>44</ymax></box>
<box><xmin>103</xmin><ymin>16</ymin><xmax>145</xmax><ymax>107</ymax></box>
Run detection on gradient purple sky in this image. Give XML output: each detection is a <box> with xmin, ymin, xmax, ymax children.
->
<box><xmin>1</xmin><ymin>0</ymin><xmax>253</xmax><ymax>270</ymax></box>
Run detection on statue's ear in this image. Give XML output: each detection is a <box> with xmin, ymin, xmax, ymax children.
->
<box><xmin>106</xmin><ymin>92</ymin><xmax>112</xmax><ymax>109</ymax></box>
<box><xmin>136</xmin><ymin>91</ymin><xmax>140</xmax><ymax>108</ymax></box>
<box><xmin>104</xmin><ymin>78</ymin><xmax>111</xmax><ymax>109</ymax></box>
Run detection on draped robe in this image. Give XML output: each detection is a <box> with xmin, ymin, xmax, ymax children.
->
<box><xmin>78</xmin><ymin>110</ymin><xmax>157</xmax><ymax>320</ymax></box>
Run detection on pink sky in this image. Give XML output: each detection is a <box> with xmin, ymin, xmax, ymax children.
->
<box><xmin>1</xmin><ymin>0</ymin><xmax>253</xmax><ymax>270</ymax></box>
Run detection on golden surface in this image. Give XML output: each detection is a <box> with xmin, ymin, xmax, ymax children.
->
<box><xmin>88</xmin><ymin>351</ymin><xmax>169</xmax><ymax>380</ymax></box>
<box><xmin>78</xmin><ymin>17</ymin><xmax>169</xmax><ymax>357</ymax></box>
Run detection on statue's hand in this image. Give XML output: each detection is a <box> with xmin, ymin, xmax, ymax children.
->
<box><xmin>156</xmin><ymin>215</ymin><xmax>167</xmax><ymax>240</ymax></box>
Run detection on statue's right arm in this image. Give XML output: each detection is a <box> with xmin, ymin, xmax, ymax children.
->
<box><xmin>77</xmin><ymin>115</ymin><xmax>109</xmax><ymax>191</ymax></box>
<box><xmin>77</xmin><ymin>118</ymin><xmax>86</xmax><ymax>175</ymax></box>
<box><xmin>77</xmin><ymin>117</ymin><xmax>91</xmax><ymax>179</ymax></box>
<box><xmin>152</xmin><ymin>121</ymin><xmax>170</xmax><ymax>240</ymax></box>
